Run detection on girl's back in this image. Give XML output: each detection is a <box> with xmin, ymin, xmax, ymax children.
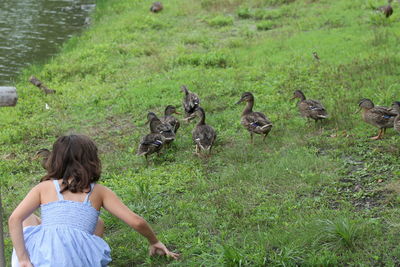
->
<box><xmin>12</xmin><ymin>179</ymin><xmax>111</xmax><ymax>267</ymax></box>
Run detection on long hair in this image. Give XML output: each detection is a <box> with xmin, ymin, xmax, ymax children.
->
<box><xmin>41</xmin><ymin>134</ymin><xmax>101</xmax><ymax>193</ymax></box>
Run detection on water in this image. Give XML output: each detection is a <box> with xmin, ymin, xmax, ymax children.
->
<box><xmin>0</xmin><ymin>0</ymin><xmax>95</xmax><ymax>85</ymax></box>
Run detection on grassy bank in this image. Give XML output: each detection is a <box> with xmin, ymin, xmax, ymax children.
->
<box><xmin>1</xmin><ymin>0</ymin><xmax>400</xmax><ymax>265</ymax></box>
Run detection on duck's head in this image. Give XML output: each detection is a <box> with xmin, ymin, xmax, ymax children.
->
<box><xmin>146</xmin><ymin>112</ymin><xmax>158</xmax><ymax>124</ymax></box>
<box><xmin>33</xmin><ymin>148</ymin><xmax>50</xmax><ymax>160</ymax></box>
<box><xmin>180</xmin><ymin>85</ymin><xmax>189</xmax><ymax>94</ymax></box>
<box><xmin>392</xmin><ymin>101</ymin><xmax>400</xmax><ymax>112</ymax></box>
<box><xmin>358</xmin><ymin>98</ymin><xmax>374</xmax><ymax>110</ymax></box>
<box><xmin>236</xmin><ymin>92</ymin><xmax>254</xmax><ymax>104</ymax></box>
<box><xmin>291</xmin><ymin>90</ymin><xmax>306</xmax><ymax>101</ymax></box>
<box><xmin>165</xmin><ymin>105</ymin><xmax>181</xmax><ymax>115</ymax></box>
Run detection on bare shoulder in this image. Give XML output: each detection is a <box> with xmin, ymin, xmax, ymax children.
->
<box><xmin>34</xmin><ymin>180</ymin><xmax>53</xmax><ymax>192</ymax></box>
<box><xmin>93</xmin><ymin>184</ymin><xmax>115</xmax><ymax>196</ymax></box>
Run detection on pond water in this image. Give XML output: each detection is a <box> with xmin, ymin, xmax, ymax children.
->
<box><xmin>0</xmin><ymin>0</ymin><xmax>95</xmax><ymax>85</ymax></box>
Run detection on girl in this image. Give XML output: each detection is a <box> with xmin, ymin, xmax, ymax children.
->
<box><xmin>9</xmin><ymin>134</ymin><xmax>179</xmax><ymax>267</ymax></box>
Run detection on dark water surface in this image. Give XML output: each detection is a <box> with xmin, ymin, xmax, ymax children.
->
<box><xmin>0</xmin><ymin>0</ymin><xmax>95</xmax><ymax>85</ymax></box>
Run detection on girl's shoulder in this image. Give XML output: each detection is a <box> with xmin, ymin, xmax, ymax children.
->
<box><xmin>35</xmin><ymin>180</ymin><xmax>55</xmax><ymax>191</ymax></box>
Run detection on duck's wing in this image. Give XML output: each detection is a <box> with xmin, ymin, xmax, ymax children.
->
<box><xmin>245</xmin><ymin>112</ymin><xmax>272</xmax><ymax>127</ymax></box>
<box><xmin>137</xmin><ymin>134</ymin><xmax>164</xmax><ymax>155</ymax></box>
<box><xmin>369</xmin><ymin>107</ymin><xmax>397</xmax><ymax>127</ymax></box>
<box><xmin>302</xmin><ymin>99</ymin><xmax>328</xmax><ymax>118</ymax></box>
<box><xmin>163</xmin><ymin>116</ymin><xmax>180</xmax><ymax>133</ymax></box>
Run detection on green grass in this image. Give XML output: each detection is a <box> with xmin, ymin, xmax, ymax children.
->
<box><xmin>1</xmin><ymin>0</ymin><xmax>400</xmax><ymax>265</ymax></box>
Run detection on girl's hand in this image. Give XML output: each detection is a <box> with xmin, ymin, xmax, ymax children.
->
<box><xmin>18</xmin><ymin>260</ymin><xmax>33</xmax><ymax>267</ymax></box>
<box><xmin>149</xmin><ymin>241</ymin><xmax>179</xmax><ymax>260</ymax></box>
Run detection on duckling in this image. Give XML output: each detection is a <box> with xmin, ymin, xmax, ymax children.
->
<box><xmin>377</xmin><ymin>0</ymin><xmax>393</xmax><ymax>18</ymax></box>
<box><xmin>236</xmin><ymin>92</ymin><xmax>273</xmax><ymax>143</ymax></box>
<box><xmin>33</xmin><ymin>148</ymin><xmax>50</xmax><ymax>170</ymax></box>
<box><xmin>358</xmin><ymin>98</ymin><xmax>397</xmax><ymax>140</ymax></box>
<box><xmin>181</xmin><ymin>85</ymin><xmax>200</xmax><ymax>120</ymax></box>
<box><xmin>192</xmin><ymin>107</ymin><xmax>216</xmax><ymax>155</ymax></box>
<box><xmin>392</xmin><ymin>101</ymin><xmax>400</xmax><ymax>134</ymax></box>
<box><xmin>161</xmin><ymin>105</ymin><xmax>180</xmax><ymax>134</ymax></box>
<box><xmin>291</xmin><ymin>90</ymin><xmax>328</xmax><ymax>123</ymax></box>
<box><xmin>147</xmin><ymin>112</ymin><xmax>175</xmax><ymax>143</ymax></box>
<box><xmin>150</xmin><ymin>2</ymin><xmax>163</xmax><ymax>13</ymax></box>
<box><xmin>137</xmin><ymin>133</ymin><xmax>165</xmax><ymax>163</ymax></box>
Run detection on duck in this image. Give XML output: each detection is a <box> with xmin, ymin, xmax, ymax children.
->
<box><xmin>236</xmin><ymin>92</ymin><xmax>273</xmax><ymax>143</ymax></box>
<box><xmin>377</xmin><ymin>0</ymin><xmax>393</xmax><ymax>18</ymax></box>
<box><xmin>181</xmin><ymin>85</ymin><xmax>200</xmax><ymax>120</ymax></box>
<box><xmin>161</xmin><ymin>105</ymin><xmax>180</xmax><ymax>134</ymax></box>
<box><xmin>312</xmin><ymin>51</ymin><xmax>320</xmax><ymax>61</ymax></box>
<box><xmin>137</xmin><ymin>133</ymin><xmax>165</xmax><ymax>163</ymax></box>
<box><xmin>150</xmin><ymin>2</ymin><xmax>163</xmax><ymax>13</ymax></box>
<box><xmin>392</xmin><ymin>101</ymin><xmax>400</xmax><ymax>134</ymax></box>
<box><xmin>33</xmin><ymin>148</ymin><xmax>50</xmax><ymax>170</ymax></box>
<box><xmin>291</xmin><ymin>90</ymin><xmax>328</xmax><ymax>122</ymax></box>
<box><xmin>147</xmin><ymin>112</ymin><xmax>175</xmax><ymax>143</ymax></box>
<box><xmin>358</xmin><ymin>98</ymin><xmax>397</xmax><ymax>140</ymax></box>
<box><xmin>192</xmin><ymin>107</ymin><xmax>216</xmax><ymax>155</ymax></box>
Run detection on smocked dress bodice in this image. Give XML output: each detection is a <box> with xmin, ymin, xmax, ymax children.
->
<box><xmin>12</xmin><ymin>180</ymin><xmax>111</xmax><ymax>267</ymax></box>
<box><xmin>41</xmin><ymin>181</ymin><xmax>99</xmax><ymax>234</ymax></box>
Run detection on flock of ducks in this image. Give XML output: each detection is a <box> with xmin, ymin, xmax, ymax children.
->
<box><xmin>136</xmin><ymin>86</ymin><xmax>217</xmax><ymax>162</ymax></box>
<box><xmin>32</xmin><ymin>87</ymin><xmax>400</xmax><ymax>166</ymax></box>
<box><xmin>31</xmin><ymin>1</ymin><xmax>399</xmax><ymax>166</ymax></box>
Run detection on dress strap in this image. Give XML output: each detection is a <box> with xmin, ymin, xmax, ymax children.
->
<box><xmin>52</xmin><ymin>180</ymin><xmax>64</xmax><ymax>201</ymax></box>
<box><xmin>83</xmin><ymin>183</ymin><xmax>95</xmax><ymax>203</ymax></box>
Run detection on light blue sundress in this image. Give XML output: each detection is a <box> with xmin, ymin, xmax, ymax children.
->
<box><xmin>12</xmin><ymin>180</ymin><xmax>111</xmax><ymax>267</ymax></box>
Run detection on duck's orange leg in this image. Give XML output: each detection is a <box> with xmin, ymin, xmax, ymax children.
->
<box><xmin>371</xmin><ymin>129</ymin><xmax>383</xmax><ymax>140</ymax></box>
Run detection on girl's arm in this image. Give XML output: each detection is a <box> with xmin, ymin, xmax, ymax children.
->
<box><xmin>8</xmin><ymin>184</ymin><xmax>41</xmax><ymax>264</ymax></box>
<box><xmin>99</xmin><ymin>185</ymin><xmax>179</xmax><ymax>259</ymax></box>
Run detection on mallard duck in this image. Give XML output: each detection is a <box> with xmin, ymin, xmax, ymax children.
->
<box><xmin>392</xmin><ymin>101</ymin><xmax>400</xmax><ymax>134</ymax></box>
<box><xmin>161</xmin><ymin>105</ymin><xmax>180</xmax><ymax>134</ymax></box>
<box><xmin>150</xmin><ymin>2</ymin><xmax>163</xmax><ymax>13</ymax></box>
<box><xmin>147</xmin><ymin>112</ymin><xmax>175</xmax><ymax>143</ymax></box>
<box><xmin>291</xmin><ymin>90</ymin><xmax>328</xmax><ymax>122</ymax></box>
<box><xmin>358</xmin><ymin>98</ymin><xmax>398</xmax><ymax>140</ymax></box>
<box><xmin>33</xmin><ymin>148</ymin><xmax>50</xmax><ymax>170</ymax></box>
<box><xmin>181</xmin><ymin>85</ymin><xmax>200</xmax><ymax>120</ymax></box>
<box><xmin>192</xmin><ymin>107</ymin><xmax>216</xmax><ymax>155</ymax></box>
<box><xmin>236</xmin><ymin>92</ymin><xmax>273</xmax><ymax>143</ymax></box>
<box><xmin>377</xmin><ymin>0</ymin><xmax>393</xmax><ymax>18</ymax></box>
<box><xmin>137</xmin><ymin>133</ymin><xmax>165</xmax><ymax>163</ymax></box>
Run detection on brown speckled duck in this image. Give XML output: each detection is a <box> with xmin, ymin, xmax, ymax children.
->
<box><xmin>147</xmin><ymin>112</ymin><xmax>175</xmax><ymax>143</ymax></box>
<box><xmin>137</xmin><ymin>133</ymin><xmax>165</xmax><ymax>163</ymax></box>
<box><xmin>161</xmin><ymin>105</ymin><xmax>180</xmax><ymax>134</ymax></box>
<box><xmin>291</xmin><ymin>90</ymin><xmax>328</xmax><ymax>122</ymax></box>
<box><xmin>392</xmin><ymin>101</ymin><xmax>400</xmax><ymax>134</ymax></box>
<box><xmin>236</xmin><ymin>92</ymin><xmax>273</xmax><ymax>143</ymax></box>
<box><xmin>358</xmin><ymin>98</ymin><xmax>397</xmax><ymax>140</ymax></box>
<box><xmin>150</xmin><ymin>2</ymin><xmax>163</xmax><ymax>13</ymax></box>
<box><xmin>33</xmin><ymin>148</ymin><xmax>50</xmax><ymax>170</ymax></box>
<box><xmin>192</xmin><ymin>107</ymin><xmax>216</xmax><ymax>155</ymax></box>
<box><xmin>181</xmin><ymin>85</ymin><xmax>200</xmax><ymax>120</ymax></box>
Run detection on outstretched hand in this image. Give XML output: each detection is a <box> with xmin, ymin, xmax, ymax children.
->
<box><xmin>149</xmin><ymin>241</ymin><xmax>179</xmax><ymax>260</ymax></box>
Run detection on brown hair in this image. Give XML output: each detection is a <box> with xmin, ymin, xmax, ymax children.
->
<box><xmin>41</xmin><ymin>134</ymin><xmax>101</xmax><ymax>193</ymax></box>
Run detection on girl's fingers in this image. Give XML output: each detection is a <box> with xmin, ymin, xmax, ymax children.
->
<box><xmin>167</xmin><ymin>251</ymin><xmax>180</xmax><ymax>259</ymax></box>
